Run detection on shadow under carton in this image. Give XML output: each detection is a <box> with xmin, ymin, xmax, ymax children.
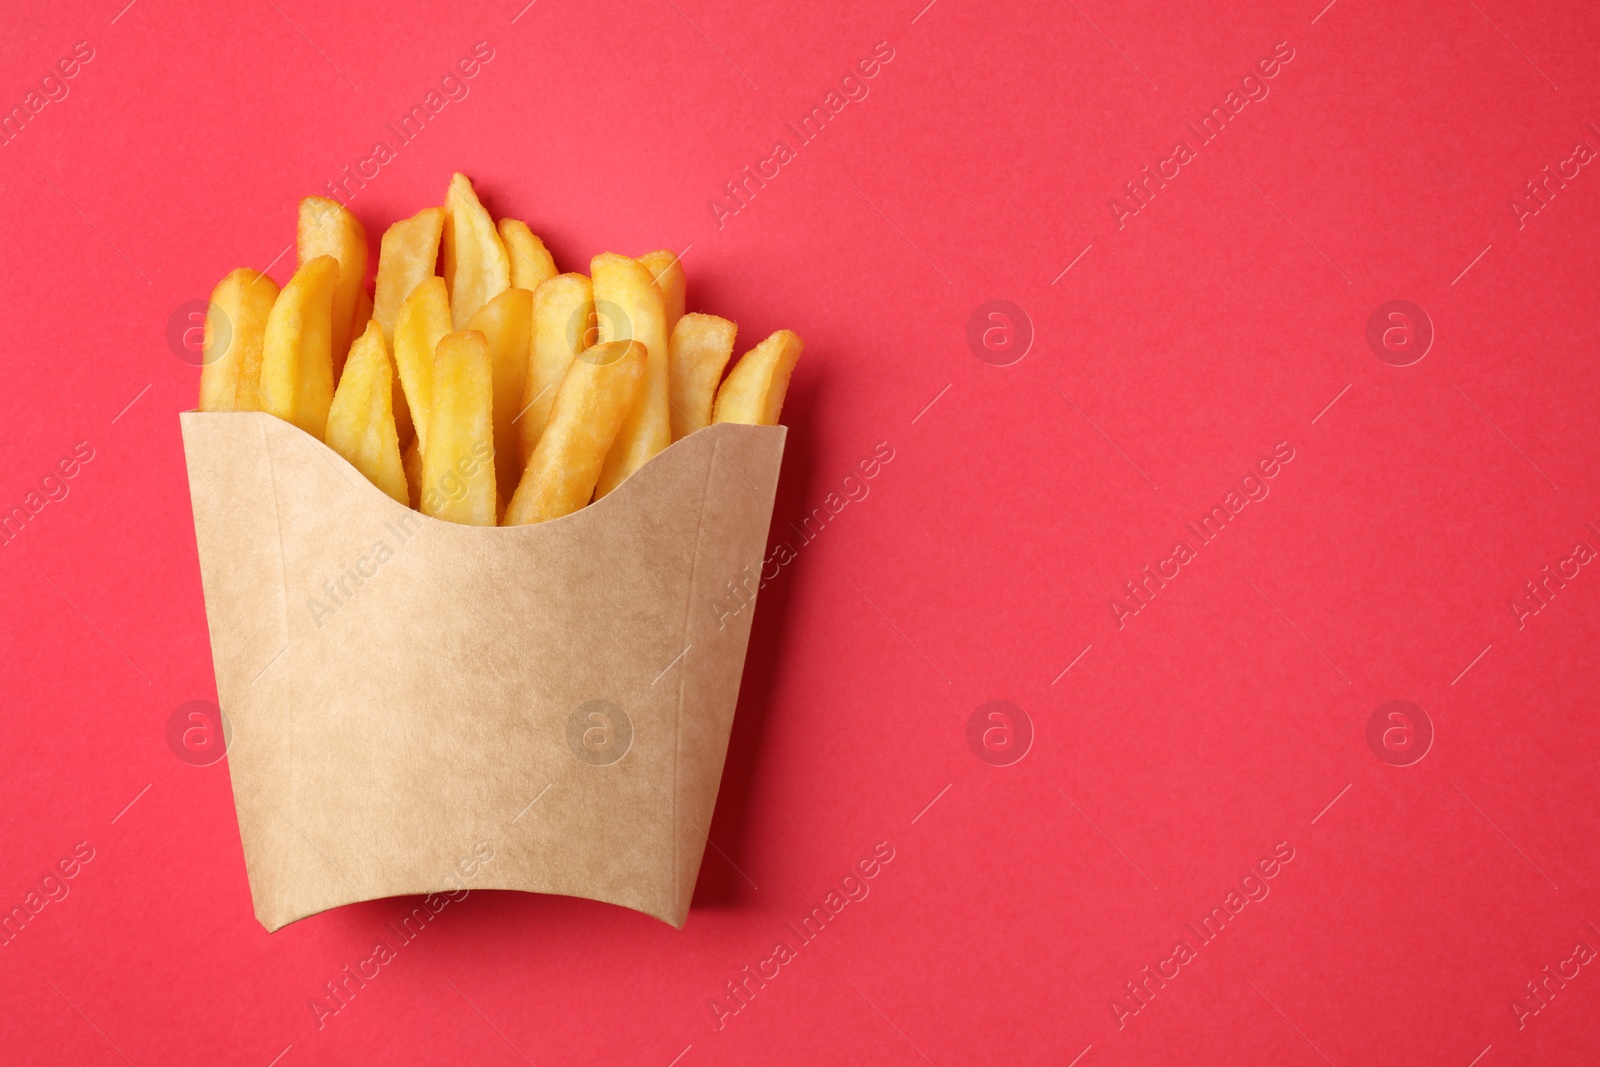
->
<box><xmin>181</xmin><ymin>411</ymin><xmax>786</xmax><ymax>931</ymax></box>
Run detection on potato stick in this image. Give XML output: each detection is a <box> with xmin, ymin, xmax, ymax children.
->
<box><xmin>198</xmin><ymin>269</ymin><xmax>279</xmax><ymax>413</ymax></box>
<box><xmin>505</xmin><ymin>341</ymin><xmax>646</xmax><ymax>525</ymax></box>
<box><xmin>351</xmin><ymin>287</ymin><xmax>374</xmax><ymax>349</ymax></box>
<box><xmin>498</xmin><ymin>219</ymin><xmax>558</xmax><ymax>292</ymax></box>
<box><xmin>391</xmin><ymin>361</ymin><xmax>414</xmax><ymax>449</ymax></box>
<box><xmin>402</xmin><ymin>437</ymin><xmax>423</xmax><ymax>510</ymax></box>
<box><xmin>518</xmin><ymin>273</ymin><xmax>592</xmax><ymax>463</ymax></box>
<box><xmin>372</xmin><ymin>207</ymin><xmax>444</xmax><ymax>343</ymax></box>
<box><xmin>373</xmin><ymin>208</ymin><xmax>442</xmax><ymax>446</ymax></box>
<box><xmin>296</xmin><ymin>197</ymin><xmax>367</xmax><ymax>379</ymax></box>
<box><xmin>392</xmin><ymin>276</ymin><xmax>451</xmax><ymax>454</ymax></box>
<box><xmin>348</xmin><ymin>286</ymin><xmax>381</xmax><ymax>429</ymax></box>
<box><xmin>465</xmin><ymin>287</ymin><xmax>533</xmax><ymax>505</ymax></box>
<box><xmin>258</xmin><ymin>255</ymin><xmax>340</xmax><ymax>438</ymax></box>
<box><xmin>639</xmin><ymin>249</ymin><xmax>685</xmax><ymax>336</ymax></box>
<box><xmin>712</xmin><ymin>329</ymin><xmax>803</xmax><ymax>426</ymax></box>
<box><xmin>592</xmin><ymin>254</ymin><xmax>669</xmax><ymax>498</ymax></box>
<box><xmin>421</xmin><ymin>331</ymin><xmax>498</xmax><ymax>525</ymax></box>
<box><xmin>441</xmin><ymin>173</ymin><xmax>510</xmax><ymax>328</ymax></box>
<box><xmin>667</xmin><ymin>313</ymin><xmax>736</xmax><ymax>440</ymax></box>
<box><xmin>325</xmin><ymin>321</ymin><xmax>408</xmax><ymax>505</ymax></box>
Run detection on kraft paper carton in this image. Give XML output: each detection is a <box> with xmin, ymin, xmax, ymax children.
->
<box><xmin>181</xmin><ymin>411</ymin><xmax>785</xmax><ymax>931</ymax></box>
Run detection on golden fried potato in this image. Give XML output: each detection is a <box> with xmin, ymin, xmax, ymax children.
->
<box><xmin>498</xmin><ymin>219</ymin><xmax>558</xmax><ymax>292</ymax></box>
<box><xmin>373</xmin><ymin>208</ymin><xmax>443</xmax><ymax>446</ymax></box>
<box><xmin>518</xmin><ymin>273</ymin><xmax>592</xmax><ymax>463</ymax></box>
<box><xmin>198</xmin><ymin>269</ymin><xmax>279</xmax><ymax>413</ymax></box>
<box><xmin>441</xmin><ymin>173</ymin><xmax>510</xmax><ymax>328</ymax></box>
<box><xmin>421</xmin><ymin>330</ymin><xmax>498</xmax><ymax>525</ymax></box>
<box><xmin>403</xmin><ymin>437</ymin><xmax>423</xmax><ymax>509</ymax></box>
<box><xmin>325</xmin><ymin>321</ymin><xmax>408</xmax><ymax>505</ymax></box>
<box><xmin>465</xmin><ymin>287</ymin><xmax>533</xmax><ymax>505</ymax></box>
<box><xmin>351</xmin><ymin>287</ymin><xmax>374</xmax><ymax>348</ymax></box>
<box><xmin>668</xmin><ymin>313</ymin><xmax>736</xmax><ymax>440</ymax></box>
<box><xmin>713</xmin><ymin>330</ymin><xmax>803</xmax><ymax>426</ymax></box>
<box><xmin>349</xmin><ymin>286</ymin><xmax>384</xmax><ymax>425</ymax></box>
<box><xmin>297</xmin><ymin>197</ymin><xmax>368</xmax><ymax>378</ymax></box>
<box><xmin>639</xmin><ymin>249</ymin><xmax>685</xmax><ymax>336</ymax></box>
<box><xmin>373</xmin><ymin>207</ymin><xmax>444</xmax><ymax>342</ymax></box>
<box><xmin>258</xmin><ymin>255</ymin><xmax>340</xmax><ymax>438</ymax></box>
<box><xmin>505</xmin><ymin>341</ymin><xmax>646</xmax><ymax>525</ymax></box>
<box><xmin>392</xmin><ymin>276</ymin><xmax>451</xmax><ymax>453</ymax></box>
<box><xmin>591</xmin><ymin>254</ymin><xmax>668</xmax><ymax>498</ymax></box>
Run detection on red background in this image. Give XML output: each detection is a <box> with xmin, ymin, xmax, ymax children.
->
<box><xmin>3</xmin><ymin>0</ymin><xmax>1599</xmax><ymax>1063</ymax></box>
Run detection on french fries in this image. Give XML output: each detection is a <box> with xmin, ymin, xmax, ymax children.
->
<box><xmin>325</xmin><ymin>321</ymin><xmax>408</xmax><ymax>505</ymax></box>
<box><xmin>297</xmin><ymin>197</ymin><xmax>368</xmax><ymax>379</ymax></box>
<box><xmin>519</xmin><ymin>273</ymin><xmax>592</xmax><ymax>463</ymax></box>
<box><xmin>373</xmin><ymin>207</ymin><xmax>444</xmax><ymax>342</ymax></box>
<box><xmin>403</xmin><ymin>438</ymin><xmax>423</xmax><ymax>509</ymax></box>
<box><xmin>499</xmin><ymin>219</ymin><xmax>558</xmax><ymax>292</ymax></box>
<box><xmin>392</xmin><ymin>276</ymin><xmax>451</xmax><ymax>454</ymax></box>
<box><xmin>199</xmin><ymin>269</ymin><xmax>280</xmax><ymax>413</ymax></box>
<box><xmin>714</xmin><ymin>330</ymin><xmax>803</xmax><ymax>427</ymax></box>
<box><xmin>367</xmin><ymin>282</ymin><xmax>410</xmax><ymax>446</ymax></box>
<box><xmin>465</xmin><ymin>287</ymin><xmax>534</xmax><ymax>505</ymax></box>
<box><xmin>197</xmin><ymin>177</ymin><xmax>803</xmax><ymax>527</ymax></box>
<box><xmin>592</xmin><ymin>253</ymin><xmax>669</xmax><ymax>498</ymax></box>
<box><xmin>505</xmin><ymin>341</ymin><xmax>646</xmax><ymax>525</ymax></box>
<box><xmin>668</xmin><ymin>313</ymin><xmax>736</xmax><ymax>440</ymax></box>
<box><xmin>258</xmin><ymin>255</ymin><xmax>340</xmax><ymax>439</ymax></box>
<box><xmin>373</xmin><ymin>207</ymin><xmax>444</xmax><ymax>447</ymax></box>
<box><xmin>421</xmin><ymin>330</ymin><xmax>498</xmax><ymax>526</ymax></box>
<box><xmin>442</xmin><ymin>173</ymin><xmax>510</xmax><ymax>329</ymax></box>
<box><xmin>352</xmin><ymin>289</ymin><xmax>374</xmax><ymax>347</ymax></box>
<box><xmin>640</xmin><ymin>249</ymin><xmax>685</xmax><ymax>335</ymax></box>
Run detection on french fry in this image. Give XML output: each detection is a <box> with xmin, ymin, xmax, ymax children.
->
<box><xmin>373</xmin><ymin>207</ymin><xmax>443</xmax><ymax>447</ymax></box>
<box><xmin>667</xmin><ymin>313</ymin><xmax>736</xmax><ymax>440</ymax></box>
<box><xmin>505</xmin><ymin>341</ymin><xmax>646</xmax><ymax>525</ymax></box>
<box><xmin>441</xmin><ymin>173</ymin><xmax>510</xmax><ymax>329</ymax></box>
<box><xmin>258</xmin><ymin>255</ymin><xmax>340</xmax><ymax>438</ymax></box>
<box><xmin>498</xmin><ymin>219</ymin><xmax>558</xmax><ymax>292</ymax></box>
<box><xmin>403</xmin><ymin>437</ymin><xmax>423</xmax><ymax>510</ymax></box>
<box><xmin>712</xmin><ymin>330</ymin><xmax>803</xmax><ymax>426</ymax></box>
<box><xmin>465</xmin><ymin>287</ymin><xmax>533</xmax><ymax>505</ymax></box>
<box><xmin>592</xmin><ymin>254</ymin><xmax>669</xmax><ymax>498</ymax></box>
<box><xmin>519</xmin><ymin>273</ymin><xmax>593</xmax><ymax>463</ymax></box>
<box><xmin>421</xmin><ymin>330</ymin><xmax>498</xmax><ymax>525</ymax></box>
<box><xmin>362</xmin><ymin>281</ymin><xmax>412</xmax><ymax>445</ymax></box>
<box><xmin>392</xmin><ymin>371</ymin><xmax>414</xmax><ymax>449</ymax></box>
<box><xmin>325</xmin><ymin>321</ymin><xmax>408</xmax><ymax>505</ymax></box>
<box><xmin>639</xmin><ymin>249</ymin><xmax>685</xmax><ymax>336</ymax></box>
<box><xmin>297</xmin><ymin>197</ymin><xmax>368</xmax><ymax>379</ymax></box>
<box><xmin>373</xmin><ymin>207</ymin><xmax>444</xmax><ymax>342</ymax></box>
<box><xmin>351</xmin><ymin>288</ymin><xmax>374</xmax><ymax>347</ymax></box>
<box><xmin>198</xmin><ymin>269</ymin><xmax>280</xmax><ymax>413</ymax></box>
<box><xmin>392</xmin><ymin>276</ymin><xmax>451</xmax><ymax>454</ymax></box>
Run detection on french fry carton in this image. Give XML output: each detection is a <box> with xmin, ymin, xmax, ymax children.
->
<box><xmin>181</xmin><ymin>411</ymin><xmax>785</xmax><ymax>931</ymax></box>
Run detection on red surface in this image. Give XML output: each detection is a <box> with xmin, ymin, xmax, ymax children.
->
<box><xmin>3</xmin><ymin>0</ymin><xmax>1599</xmax><ymax>1063</ymax></box>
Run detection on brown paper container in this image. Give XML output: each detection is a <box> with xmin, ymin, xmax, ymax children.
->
<box><xmin>181</xmin><ymin>411</ymin><xmax>785</xmax><ymax>931</ymax></box>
